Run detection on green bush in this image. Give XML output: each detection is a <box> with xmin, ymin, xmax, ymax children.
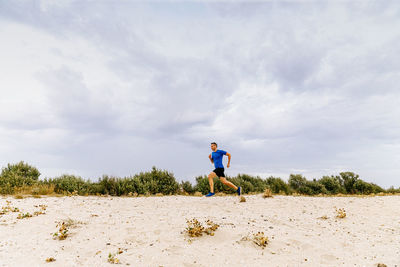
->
<box><xmin>318</xmin><ymin>176</ymin><xmax>343</xmax><ymax>194</ymax></box>
<box><xmin>266</xmin><ymin>177</ymin><xmax>290</xmax><ymax>194</ymax></box>
<box><xmin>48</xmin><ymin>174</ymin><xmax>91</xmax><ymax>195</ymax></box>
<box><xmin>181</xmin><ymin>180</ymin><xmax>195</xmax><ymax>194</ymax></box>
<box><xmin>1</xmin><ymin>161</ymin><xmax>40</xmax><ymax>180</ymax></box>
<box><xmin>339</xmin><ymin>172</ymin><xmax>359</xmax><ymax>194</ymax></box>
<box><xmin>288</xmin><ymin>174</ymin><xmax>307</xmax><ymax>191</ymax></box>
<box><xmin>0</xmin><ymin>161</ymin><xmax>40</xmax><ymax>189</ymax></box>
<box><xmin>305</xmin><ymin>179</ymin><xmax>328</xmax><ymax>195</ymax></box>
<box><xmin>96</xmin><ymin>167</ymin><xmax>179</xmax><ymax>196</ymax></box>
<box><xmin>194</xmin><ymin>175</ymin><xmax>209</xmax><ymax>194</ymax></box>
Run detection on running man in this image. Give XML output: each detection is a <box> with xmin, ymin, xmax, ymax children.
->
<box><xmin>205</xmin><ymin>142</ymin><xmax>242</xmax><ymax>197</ymax></box>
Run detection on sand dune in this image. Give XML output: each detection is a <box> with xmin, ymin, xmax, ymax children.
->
<box><xmin>0</xmin><ymin>195</ymin><xmax>399</xmax><ymax>266</ymax></box>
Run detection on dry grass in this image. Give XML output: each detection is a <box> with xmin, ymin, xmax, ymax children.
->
<box><xmin>215</xmin><ymin>192</ymin><xmax>227</xmax><ymax>196</ymax></box>
<box><xmin>0</xmin><ymin>200</ymin><xmax>20</xmax><ymax>215</ymax></box>
<box><xmin>45</xmin><ymin>257</ymin><xmax>56</xmax><ymax>262</ymax></box>
<box><xmin>252</xmin><ymin>232</ymin><xmax>269</xmax><ymax>248</ymax></box>
<box><xmin>239</xmin><ymin>196</ymin><xmax>246</xmax><ymax>202</ymax></box>
<box><xmin>13</xmin><ymin>184</ymin><xmax>55</xmax><ymax>196</ymax></box>
<box><xmin>185</xmin><ymin>218</ymin><xmax>219</xmax><ymax>238</ymax></box>
<box><xmin>108</xmin><ymin>248</ymin><xmax>124</xmax><ymax>264</ymax></box>
<box><xmin>17</xmin><ymin>212</ymin><xmax>33</xmax><ymax>219</ymax></box>
<box><xmin>318</xmin><ymin>215</ymin><xmax>329</xmax><ymax>220</ymax></box>
<box><xmin>335</xmin><ymin>207</ymin><xmax>346</xmax><ymax>218</ymax></box>
<box><xmin>53</xmin><ymin>222</ymin><xmax>69</xmax><ymax>240</ymax></box>
<box><xmin>155</xmin><ymin>193</ymin><xmax>163</xmax><ymax>197</ymax></box>
<box><xmin>193</xmin><ymin>192</ymin><xmax>203</xmax><ymax>197</ymax></box>
<box><xmin>377</xmin><ymin>264</ymin><xmax>387</xmax><ymax>267</ymax></box>
<box><xmin>17</xmin><ymin>204</ymin><xmax>47</xmax><ymax>219</ymax></box>
<box><xmin>263</xmin><ymin>188</ymin><xmax>273</xmax><ymax>198</ymax></box>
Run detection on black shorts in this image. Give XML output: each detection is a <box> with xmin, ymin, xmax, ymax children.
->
<box><xmin>213</xmin><ymin>168</ymin><xmax>225</xmax><ymax>177</ymax></box>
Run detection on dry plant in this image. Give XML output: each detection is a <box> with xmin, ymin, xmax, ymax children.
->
<box><xmin>215</xmin><ymin>192</ymin><xmax>226</xmax><ymax>196</ymax></box>
<box><xmin>67</xmin><ymin>190</ymin><xmax>78</xmax><ymax>197</ymax></box>
<box><xmin>0</xmin><ymin>200</ymin><xmax>20</xmax><ymax>215</ymax></box>
<box><xmin>53</xmin><ymin>222</ymin><xmax>69</xmax><ymax>240</ymax></box>
<box><xmin>252</xmin><ymin>232</ymin><xmax>269</xmax><ymax>248</ymax></box>
<box><xmin>185</xmin><ymin>218</ymin><xmax>219</xmax><ymax>238</ymax></box>
<box><xmin>186</xmin><ymin>218</ymin><xmax>204</xmax><ymax>237</ymax></box>
<box><xmin>33</xmin><ymin>204</ymin><xmax>47</xmax><ymax>216</ymax></box>
<box><xmin>377</xmin><ymin>264</ymin><xmax>387</xmax><ymax>267</ymax></box>
<box><xmin>45</xmin><ymin>257</ymin><xmax>56</xmax><ymax>262</ymax></box>
<box><xmin>17</xmin><ymin>212</ymin><xmax>33</xmax><ymax>219</ymax></box>
<box><xmin>155</xmin><ymin>193</ymin><xmax>163</xmax><ymax>197</ymax></box>
<box><xmin>193</xmin><ymin>192</ymin><xmax>203</xmax><ymax>197</ymax></box>
<box><xmin>239</xmin><ymin>196</ymin><xmax>246</xmax><ymax>202</ymax></box>
<box><xmin>335</xmin><ymin>208</ymin><xmax>346</xmax><ymax>218</ymax></box>
<box><xmin>318</xmin><ymin>215</ymin><xmax>329</xmax><ymax>220</ymax></box>
<box><xmin>204</xmin><ymin>219</ymin><xmax>219</xmax><ymax>236</ymax></box>
<box><xmin>108</xmin><ymin>248</ymin><xmax>124</xmax><ymax>264</ymax></box>
<box><xmin>127</xmin><ymin>192</ymin><xmax>138</xmax><ymax>197</ymax></box>
<box><xmin>17</xmin><ymin>204</ymin><xmax>47</xmax><ymax>219</ymax></box>
<box><xmin>14</xmin><ymin>194</ymin><xmax>24</xmax><ymax>199</ymax></box>
<box><xmin>263</xmin><ymin>188</ymin><xmax>273</xmax><ymax>198</ymax></box>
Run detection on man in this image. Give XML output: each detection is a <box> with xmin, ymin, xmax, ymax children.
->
<box><xmin>205</xmin><ymin>142</ymin><xmax>241</xmax><ymax>197</ymax></box>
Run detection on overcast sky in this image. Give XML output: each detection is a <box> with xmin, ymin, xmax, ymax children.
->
<box><xmin>1</xmin><ymin>1</ymin><xmax>399</xmax><ymax>188</ymax></box>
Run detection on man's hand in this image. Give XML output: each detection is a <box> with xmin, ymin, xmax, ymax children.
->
<box><xmin>226</xmin><ymin>152</ymin><xmax>231</xmax><ymax>168</ymax></box>
<box><xmin>209</xmin><ymin>154</ymin><xmax>214</xmax><ymax>164</ymax></box>
<box><xmin>227</xmin><ymin>163</ymin><xmax>230</xmax><ymax>168</ymax></box>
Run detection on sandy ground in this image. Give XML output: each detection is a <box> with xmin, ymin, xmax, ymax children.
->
<box><xmin>0</xmin><ymin>194</ymin><xmax>399</xmax><ymax>267</ymax></box>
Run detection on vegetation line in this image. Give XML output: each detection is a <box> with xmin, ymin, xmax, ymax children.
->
<box><xmin>1</xmin><ymin>161</ymin><xmax>399</xmax><ymax>196</ymax></box>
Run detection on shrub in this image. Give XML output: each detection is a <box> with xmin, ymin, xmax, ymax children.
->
<box><xmin>266</xmin><ymin>177</ymin><xmax>290</xmax><ymax>194</ymax></box>
<box><xmin>194</xmin><ymin>176</ymin><xmax>210</xmax><ymax>194</ymax></box>
<box><xmin>305</xmin><ymin>179</ymin><xmax>328</xmax><ymax>195</ymax></box>
<box><xmin>181</xmin><ymin>180</ymin><xmax>195</xmax><ymax>194</ymax></box>
<box><xmin>0</xmin><ymin>161</ymin><xmax>40</xmax><ymax>190</ymax></box>
<box><xmin>1</xmin><ymin>161</ymin><xmax>40</xmax><ymax>180</ymax></box>
<box><xmin>339</xmin><ymin>172</ymin><xmax>359</xmax><ymax>194</ymax></box>
<box><xmin>318</xmin><ymin>176</ymin><xmax>343</xmax><ymax>194</ymax></box>
<box><xmin>48</xmin><ymin>175</ymin><xmax>91</xmax><ymax>195</ymax></box>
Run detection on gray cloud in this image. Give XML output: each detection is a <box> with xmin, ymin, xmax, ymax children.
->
<box><xmin>1</xmin><ymin>1</ymin><xmax>400</xmax><ymax>188</ymax></box>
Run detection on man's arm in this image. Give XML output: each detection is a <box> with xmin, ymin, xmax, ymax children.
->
<box><xmin>209</xmin><ymin>154</ymin><xmax>214</xmax><ymax>164</ymax></box>
<box><xmin>226</xmin><ymin>152</ymin><xmax>231</xmax><ymax>168</ymax></box>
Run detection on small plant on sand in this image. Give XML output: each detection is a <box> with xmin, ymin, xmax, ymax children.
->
<box><xmin>252</xmin><ymin>232</ymin><xmax>269</xmax><ymax>248</ymax></box>
<box><xmin>0</xmin><ymin>201</ymin><xmax>20</xmax><ymax>214</ymax></box>
<box><xmin>45</xmin><ymin>257</ymin><xmax>56</xmax><ymax>262</ymax></box>
<box><xmin>185</xmin><ymin>218</ymin><xmax>219</xmax><ymax>238</ymax></box>
<box><xmin>335</xmin><ymin>208</ymin><xmax>346</xmax><ymax>218</ymax></box>
<box><xmin>53</xmin><ymin>222</ymin><xmax>69</xmax><ymax>240</ymax></box>
<box><xmin>239</xmin><ymin>196</ymin><xmax>246</xmax><ymax>202</ymax></box>
<box><xmin>204</xmin><ymin>219</ymin><xmax>219</xmax><ymax>236</ymax></box>
<box><xmin>186</xmin><ymin>218</ymin><xmax>204</xmax><ymax>237</ymax></box>
<box><xmin>17</xmin><ymin>212</ymin><xmax>33</xmax><ymax>219</ymax></box>
<box><xmin>108</xmin><ymin>248</ymin><xmax>124</xmax><ymax>264</ymax></box>
<box><xmin>263</xmin><ymin>188</ymin><xmax>273</xmax><ymax>198</ymax></box>
<box><xmin>318</xmin><ymin>215</ymin><xmax>329</xmax><ymax>220</ymax></box>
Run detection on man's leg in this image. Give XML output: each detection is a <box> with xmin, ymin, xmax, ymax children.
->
<box><xmin>208</xmin><ymin>172</ymin><xmax>218</xmax><ymax>193</ymax></box>
<box><xmin>220</xmin><ymin>177</ymin><xmax>238</xmax><ymax>191</ymax></box>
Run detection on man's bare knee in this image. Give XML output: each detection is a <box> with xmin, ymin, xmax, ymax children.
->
<box><xmin>220</xmin><ymin>177</ymin><xmax>228</xmax><ymax>184</ymax></box>
<box><xmin>208</xmin><ymin>172</ymin><xmax>216</xmax><ymax>179</ymax></box>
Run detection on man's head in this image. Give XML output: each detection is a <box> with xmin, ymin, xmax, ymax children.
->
<box><xmin>211</xmin><ymin>142</ymin><xmax>217</xmax><ymax>151</ymax></box>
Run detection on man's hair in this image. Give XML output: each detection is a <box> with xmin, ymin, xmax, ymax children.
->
<box><xmin>211</xmin><ymin>142</ymin><xmax>217</xmax><ymax>147</ymax></box>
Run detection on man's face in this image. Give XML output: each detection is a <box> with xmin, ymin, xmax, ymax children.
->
<box><xmin>211</xmin><ymin>144</ymin><xmax>217</xmax><ymax>151</ymax></box>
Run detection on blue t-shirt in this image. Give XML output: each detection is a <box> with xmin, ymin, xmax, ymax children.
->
<box><xmin>212</xmin><ymin>149</ymin><xmax>227</xmax><ymax>169</ymax></box>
